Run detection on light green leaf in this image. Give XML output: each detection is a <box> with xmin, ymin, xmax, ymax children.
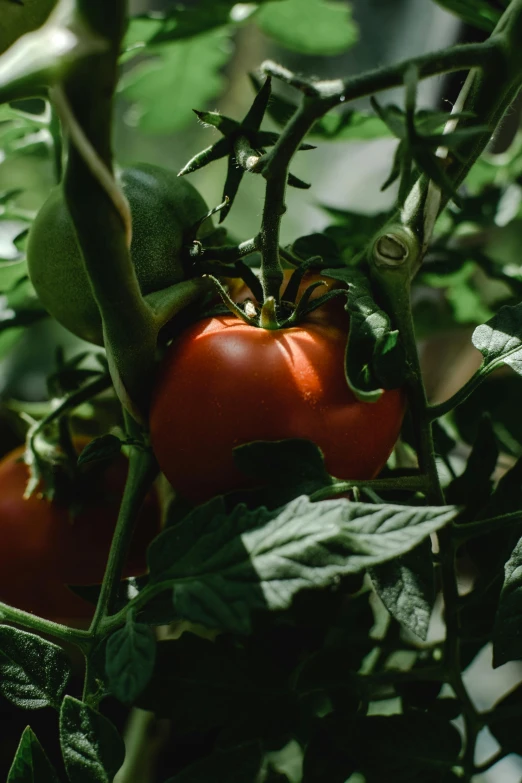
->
<box><xmin>472</xmin><ymin>303</ymin><xmax>522</xmax><ymax>376</ymax></box>
<box><xmin>119</xmin><ymin>29</ymin><xmax>231</xmax><ymax>134</ymax></box>
<box><xmin>256</xmin><ymin>0</ymin><xmax>358</xmax><ymax>56</ymax></box>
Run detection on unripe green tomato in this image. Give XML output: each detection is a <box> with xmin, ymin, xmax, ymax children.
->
<box><xmin>27</xmin><ymin>163</ymin><xmax>210</xmax><ymax>344</ymax></box>
<box><xmin>0</xmin><ymin>0</ymin><xmax>57</xmax><ymax>55</ymax></box>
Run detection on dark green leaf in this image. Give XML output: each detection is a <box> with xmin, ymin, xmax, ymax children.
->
<box><xmin>105</xmin><ymin>616</ymin><xmax>156</xmax><ymax>704</ymax></box>
<box><xmin>0</xmin><ymin>627</ymin><xmax>71</xmax><ymax>711</ymax></box>
<box><xmin>493</xmin><ymin>535</ymin><xmax>522</xmax><ymax>666</ymax></box>
<box><xmin>323</xmin><ymin>267</ymin><xmax>406</xmax><ymax>399</ymax></box>
<box><xmin>446</xmin><ymin>414</ymin><xmax>498</xmax><ymax>518</ymax></box>
<box><xmin>489</xmin><ymin>683</ymin><xmax>522</xmax><ymax>754</ymax></box>
<box><xmin>7</xmin><ymin>727</ymin><xmax>60</xmax><ymax>783</ymax></box>
<box><xmin>454</xmin><ymin>374</ymin><xmax>522</xmax><ymax>457</ymax></box>
<box><xmin>146</xmin><ymin>494</ymin><xmax>456</xmax><ymax>633</ymax></box>
<box><xmin>432</xmin><ymin>0</ymin><xmax>501</xmax><ymax>32</ymax></box>
<box><xmin>291</xmin><ymin>234</ymin><xmax>341</xmax><ymax>266</ymax></box>
<box><xmin>369</xmin><ymin>538</ymin><xmax>435</xmax><ymax>640</ymax></box>
<box><xmin>137</xmin><ymin>635</ymin><xmax>260</xmax><ymax>728</ymax></box>
<box><xmin>164</xmin><ymin>742</ymin><xmax>263</xmax><ymax>782</ymax></box>
<box><xmin>60</xmin><ymin>697</ymin><xmax>125</xmax><ymax>783</ymax></box>
<box><xmin>256</xmin><ymin>0</ymin><xmax>358</xmax><ymax>56</ymax></box>
<box><xmin>232</xmin><ymin>439</ymin><xmax>335</xmax><ymax>507</ymax></box>
<box><xmin>77</xmin><ymin>434</ymin><xmax>122</xmax><ymax>469</ymax></box>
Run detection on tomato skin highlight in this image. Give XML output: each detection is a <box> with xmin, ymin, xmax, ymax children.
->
<box><xmin>150</xmin><ymin>316</ymin><xmax>406</xmax><ymax>504</ymax></box>
<box><xmin>0</xmin><ymin>440</ymin><xmax>161</xmax><ymax>622</ymax></box>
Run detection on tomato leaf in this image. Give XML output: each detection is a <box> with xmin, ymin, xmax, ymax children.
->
<box><xmin>138</xmin><ymin>634</ymin><xmax>259</xmax><ymax>728</ymax></box>
<box><xmin>119</xmin><ymin>29</ymin><xmax>231</xmax><ymax>134</ymax></box>
<box><xmin>163</xmin><ymin>742</ymin><xmax>263</xmax><ymax>782</ymax></box>
<box><xmin>146</xmin><ymin>496</ymin><xmax>456</xmax><ymax>633</ymax></box>
<box><xmin>7</xmin><ymin>727</ymin><xmax>60</xmax><ymax>783</ymax></box>
<box><xmin>77</xmin><ymin>434</ymin><xmax>122</xmax><ymax>470</ymax></box>
<box><xmin>368</xmin><ymin>538</ymin><xmax>435</xmax><ymax>640</ymax></box>
<box><xmin>60</xmin><ymin>697</ymin><xmax>125</xmax><ymax>783</ymax></box>
<box><xmin>304</xmin><ymin>712</ymin><xmax>461</xmax><ymax>783</ymax></box>
<box><xmin>323</xmin><ymin>267</ymin><xmax>406</xmax><ymax>400</ymax></box>
<box><xmin>489</xmin><ymin>683</ymin><xmax>522</xmax><ymax>754</ymax></box>
<box><xmin>256</xmin><ymin>0</ymin><xmax>358</xmax><ymax>56</ymax></box>
<box><xmin>232</xmin><ymin>439</ymin><xmax>336</xmax><ymax>508</ymax></box>
<box><xmin>472</xmin><ymin>303</ymin><xmax>522</xmax><ymax>377</ymax></box>
<box><xmin>432</xmin><ymin>0</ymin><xmax>501</xmax><ymax>32</ymax></box>
<box><xmin>492</xmin><ymin>535</ymin><xmax>522</xmax><ymax>667</ymax></box>
<box><xmin>0</xmin><ymin>627</ymin><xmax>71</xmax><ymax>711</ymax></box>
<box><xmin>105</xmin><ymin>615</ymin><xmax>156</xmax><ymax>704</ymax></box>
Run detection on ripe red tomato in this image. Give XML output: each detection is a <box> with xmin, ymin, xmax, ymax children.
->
<box><xmin>149</xmin><ymin>316</ymin><xmax>406</xmax><ymax>504</ymax></box>
<box><xmin>0</xmin><ymin>439</ymin><xmax>161</xmax><ymax>623</ymax></box>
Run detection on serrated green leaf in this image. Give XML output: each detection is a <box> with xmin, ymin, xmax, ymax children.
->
<box><xmin>119</xmin><ymin>29</ymin><xmax>231</xmax><ymax>134</ymax></box>
<box><xmin>0</xmin><ymin>627</ymin><xmax>71</xmax><ymax>711</ymax></box>
<box><xmin>256</xmin><ymin>0</ymin><xmax>358</xmax><ymax>55</ymax></box>
<box><xmin>472</xmin><ymin>303</ymin><xmax>522</xmax><ymax>376</ymax></box>
<box><xmin>105</xmin><ymin>617</ymin><xmax>156</xmax><ymax>704</ymax></box>
<box><xmin>60</xmin><ymin>697</ymin><xmax>125</xmax><ymax>783</ymax></box>
<box><xmin>369</xmin><ymin>538</ymin><xmax>435</xmax><ymax>640</ymax></box>
<box><xmin>146</xmin><ymin>495</ymin><xmax>456</xmax><ymax>633</ymax></box>
<box><xmin>7</xmin><ymin>727</ymin><xmax>60</xmax><ymax>783</ymax></box>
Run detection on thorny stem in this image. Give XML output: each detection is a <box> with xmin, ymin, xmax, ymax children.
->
<box><xmin>257</xmin><ymin>100</ymin><xmax>320</xmax><ymax>305</ymax></box>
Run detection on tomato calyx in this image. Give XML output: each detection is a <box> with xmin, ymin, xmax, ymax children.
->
<box><xmin>207</xmin><ymin>266</ymin><xmax>350</xmax><ymax>331</ymax></box>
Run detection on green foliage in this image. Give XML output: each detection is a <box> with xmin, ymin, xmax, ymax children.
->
<box><xmin>2</xmin><ymin>0</ymin><xmax>522</xmax><ymax>781</ymax></box>
<box><xmin>105</xmin><ymin>614</ymin><xmax>156</xmax><ymax>703</ymax></box>
<box><xmin>59</xmin><ymin>698</ymin><xmax>125</xmax><ymax>783</ymax></box>
<box><xmin>7</xmin><ymin>727</ymin><xmax>60</xmax><ymax>783</ymax></box>
<box><xmin>0</xmin><ymin>627</ymin><xmax>71</xmax><ymax>711</ymax></box>
<box><xmin>145</xmin><ymin>494</ymin><xmax>455</xmax><ymax>633</ymax></box>
<box><xmin>255</xmin><ymin>0</ymin><xmax>358</xmax><ymax>56</ymax></box>
<box><xmin>432</xmin><ymin>0</ymin><xmax>503</xmax><ymax>32</ymax></box>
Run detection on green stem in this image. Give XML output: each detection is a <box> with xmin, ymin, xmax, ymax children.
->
<box><xmin>89</xmin><ymin>436</ymin><xmax>158</xmax><ymax>636</ymax></box>
<box><xmin>452</xmin><ymin>510</ymin><xmax>522</xmax><ymax>542</ymax></box>
<box><xmin>27</xmin><ymin>374</ymin><xmax>111</xmax><ymax>454</ymax></box>
<box><xmin>258</xmin><ymin>99</ymin><xmax>319</xmax><ymax>304</ymax></box>
<box><xmin>60</xmin><ymin>0</ymin><xmax>158</xmax><ymax>417</ymax></box>
<box><xmin>309</xmin><ymin>473</ymin><xmax>429</xmax><ymax>501</ymax></box>
<box><xmin>0</xmin><ymin>601</ymin><xmax>91</xmax><ymax>648</ymax></box>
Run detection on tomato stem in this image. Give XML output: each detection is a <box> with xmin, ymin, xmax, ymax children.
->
<box><xmin>89</xmin><ymin>418</ymin><xmax>158</xmax><ymax>637</ymax></box>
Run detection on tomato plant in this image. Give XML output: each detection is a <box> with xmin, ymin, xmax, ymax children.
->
<box><xmin>27</xmin><ymin>163</ymin><xmax>210</xmax><ymax>344</ymax></box>
<box><xmin>150</xmin><ymin>315</ymin><xmax>405</xmax><ymax>504</ymax></box>
<box><xmin>3</xmin><ymin>1</ymin><xmax>522</xmax><ymax>783</ymax></box>
<box><xmin>0</xmin><ymin>438</ymin><xmax>160</xmax><ymax>622</ymax></box>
